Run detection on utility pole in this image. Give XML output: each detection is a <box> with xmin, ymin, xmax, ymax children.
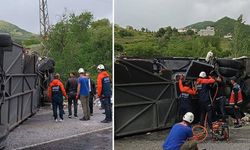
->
<box><xmin>39</xmin><ymin>0</ymin><xmax>50</xmax><ymax>39</ymax></box>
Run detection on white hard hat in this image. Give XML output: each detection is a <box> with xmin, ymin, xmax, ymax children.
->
<box><xmin>183</xmin><ymin>112</ymin><xmax>194</xmax><ymax>123</ymax></box>
<box><xmin>78</xmin><ymin>68</ymin><xmax>85</xmax><ymax>73</ymax></box>
<box><xmin>97</xmin><ymin>64</ymin><xmax>105</xmax><ymax>70</ymax></box>
<box><xmin>205</xmin><ymin>51</ymin><xmax>214</xmax><ymax>62</ymax></box>
<box><xmin>199</xmin><ymin>71</ymin><xmax>207</xmax><ymax>78</ymax></box>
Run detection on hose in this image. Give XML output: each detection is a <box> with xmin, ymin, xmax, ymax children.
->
<box><xmin>212</xmin><ymin>82</ymin><xmax>219</xmax><ymax>105</ymax></box>
<box><xmin>192</xmin><ymin>125</ymin><xmax>208</xmax><ymax>143</ymax></box>
<box><xmin>192</xmin><ymin>81</ymin><xmax>219</xmax><ymax>142</ymax></box>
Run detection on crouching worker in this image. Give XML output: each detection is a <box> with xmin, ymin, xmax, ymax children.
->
<box><xmin>163</xmin><ymin>112</ymin><xmax>198</xmax><ymax>150</ymax></box>
<box><xmin>48</xmin><ymin>73</ymin><xmax>68</xmax><ymax>122</ymax></box>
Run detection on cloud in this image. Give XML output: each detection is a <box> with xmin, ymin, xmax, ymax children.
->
<box><xmin>115</xmin><ymin>0</ymin><xmax>250</xmax><ymax>31</ymax></box>
<box><xmin>0</xmin><ymin>0</ymin><xmax>112</xmax><ymax>34</ymax></box>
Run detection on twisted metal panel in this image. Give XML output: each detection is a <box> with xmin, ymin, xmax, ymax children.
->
<box><xmin>115</xmin><ymin>58</ymin><xmax>178</xmax><ymax>137</ymax></box>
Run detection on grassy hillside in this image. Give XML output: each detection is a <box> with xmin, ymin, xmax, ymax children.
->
<box><xmin>115</xmin><ymin>16</ymin><xmax>250</xmax><ymax>58</ymax></box>
<box><xmin>0</xmin><ymin>20</ymin><xmax>40</xmax><ymax>44</ymax></box>
<box><xmin>186</xmin><ymin>21</ymin><xmax>215</xmax><ymax>30</ymax></box>
<box><xmin>186</xmin><ymin>16</ymin><xmax>250</xmax><ymax>37</ymax></box>
<box><xmin>214</xmin><ymin>17</ymin><xmax>236</xmax><ymax>37</ymax></box>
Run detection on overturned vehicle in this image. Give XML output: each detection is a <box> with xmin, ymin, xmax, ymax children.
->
<box><xmin>114</xmin><ymin>55</ymin><xmax>250</xmax><ymax>137</ymax></box>
<box><xmin>0</xmin><ymin>33</ymin><xmax>55</xmax><ymax>148</ymax></box>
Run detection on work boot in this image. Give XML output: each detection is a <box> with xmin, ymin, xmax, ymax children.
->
<box><xmin>101</xmin><ymin>120</ymin><xmax>111</xmax><ymax>123</ymax></box>
<box><xmin>234</xmin><ymin>124</ymin><xmax>242</xmax><ymax>128</ymax></box>
<box><xmin>79</xmin><ymin>117</ymin><xmax>88</xmax><ymax>121</ymax></box>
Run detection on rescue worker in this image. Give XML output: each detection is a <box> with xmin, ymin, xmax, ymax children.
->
<box><xmin>205</xmin><ymin>51</ymin><xmax>215</xmax><ymax>65</ymax></box>
<box><xmin>163</xmin><ymin>112</ymin><xmax>198</xmax><ymax>150</ymax></box>
<box><xmin>86</xmin><ymin>72</ymin><xmax>96</xmax><ymax>116</ymax></box>
<box><xmin>229</xmin><ymin>77</ymin><xmax>243</xmax><ymax>128</ymax></box>
<box><xmin>76</xmin><ymin>68</ymin><xmax>90</xmax><ymax>121</ymax></box>
<box><xmin>213</xmin><ymin>76</ymin><xmax>226</xmax><ymax>122</ymax></box>
<box><xmin>196</xmin><ymin>71</ymin><xmax>215</xmax><ymax>129</ymax></box>
<box><xmin>178</xmin><ymin>75</ymin><xmax>197</xmax><ymax>117</ymax></box>
<box><xmin>97</xmin><ymin>64</ymin><xmax>112</xmax><ymax>123</ymax></box>
<box><xmin>66</xmin><ymin>72</ymin><xmax>78</xmax><ymax>118</ymax></box>
<box><xmin>48</xmin><ymin>73</ymin><xmax>67</xmax><ymax>122</ymax></box>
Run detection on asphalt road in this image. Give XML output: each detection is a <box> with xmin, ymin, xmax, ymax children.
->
<box><xmin>5</xmin><ymin>104</ymin><xmax>112</xmax><ymax>150</ymax></box>
<box><xmin>115</xmin><ymin>125</ymin><xmax>250</xmax><ymax>150</ymax></box>
<box><xmin>19</xmin><ymin>128</ymin><xmax>112</xmax><ymax>150</ymax></box>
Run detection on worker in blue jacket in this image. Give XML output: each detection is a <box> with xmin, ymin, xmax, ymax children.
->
<box><xmin>163</xmin><ymin>112</ymin><xmax>198</xmax><ymax>150</ymax></box>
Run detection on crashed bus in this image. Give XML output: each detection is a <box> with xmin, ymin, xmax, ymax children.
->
<box><xmin>114</xmin><ymin>55</ymin><xmax>250</xmax><ymax>137</ymax></box>
<box><xmin>0</xmin><ymin>33</ymin><xmax>55</xmax><ymax>148</ymax></box>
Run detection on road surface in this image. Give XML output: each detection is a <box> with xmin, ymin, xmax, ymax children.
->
<box><xmin>5</xmin><ymin>104</ymin><xmax>112</xmax><ymax>150</ymax></box>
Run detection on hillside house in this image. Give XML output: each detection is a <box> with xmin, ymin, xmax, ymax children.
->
<box><xmin>224</xmin><ymin>33</ymin><xmax>233</xmax><ymax>40</ymax></box>
<box><xmin>178</xmin><ymin>28</ymin><xmax>187</xmax><ymax>33</ymax></box>
<box><xmin>198</xmin><ymin>26</ymin><xmax>215</xmax><ymax>36</ymax></box>
<box><xmin>178</xmin><ymin>28</ymin><xmax>197</xmax><ymax>33</ymax></box>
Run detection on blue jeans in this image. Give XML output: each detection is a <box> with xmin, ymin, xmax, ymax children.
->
<box><xmin>52</xmin><ymin>98</ymin><xmax>64</xmax><ymax>120</ymax></box>
<box><xmin>68</xmin><ymin>92</ymin><xmax>78</xmax><ymax>117</ymax></box>
<box><xmin>101</xmin><ymin>97</ymin><xmax>112</xmax><ymax>121</ymax></box>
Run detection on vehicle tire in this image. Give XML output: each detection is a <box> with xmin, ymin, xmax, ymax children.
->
<box><xmin>216</xmin><ymin>59</ymin><xmax>243</xmax><ymax>70</ymax></box>
<box><xmin>0</xmin><ymin>33</ymin><xmax>12</xmax><ymax>47</ymax></box>
<box><xmin>218</xmin><ymin>67</ymin><xmax>239</xmax><ymax>77</ymax></box>
<box><xmin>0</xmin><ymin>124</ymin><xmax>8</xmax><ymax>149</ymax></box>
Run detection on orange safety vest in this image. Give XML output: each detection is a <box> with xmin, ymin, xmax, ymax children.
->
<box><xmin>229</xmin><ymin>84</ymin><xmax>243</xmax><ymax>105</ymax></box>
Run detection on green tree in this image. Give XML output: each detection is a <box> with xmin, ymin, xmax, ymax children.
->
<box><xmin>165</xmin><ymin>26</ymin><xmax>172</xmax><ymax>37</ymax></box>
<box><xmin>156</xmin><ymin>28</ymin><xmax>165</xmax><ymax>37</ymax></box>
<box><xmin>172</xmin><ymin>27</ymin><xmax>179</xmax><ymax>36</ymax></box>
<box><xmin>115</xmin><ymin>43</ymin><xmax>124</xmax><ymax>52</ymax></box>
<box><xmin>141</xmin><ymin>27</ymin><xmax>145</xmax><ymax>32</ymax></box>
<box><xmin>44</xmin><ymin>12</ymin><xmax>112</xmax><ymax>80</ymax></box>
<box><xmin>186</xmin><ymin>29</ymin><xmax>194</xmax><ymax>35</ymax></box>
<box><xmin>232</xmin><ymin>14</ymin><xmax>247</xmax><ymax>57</ymax></box>
<box><xmin>118</xmin><ymin>29</ymin><xmax>133</xmax><ymax>37</ymax></box>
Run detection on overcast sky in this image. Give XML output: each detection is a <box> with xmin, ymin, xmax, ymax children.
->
<box><xmin>0</xmin><ymin>0</ymin><xmax>112</xmax><ymax>34</ymax></box>
<box><xmin>115</xmin><ymin>0</ymin><xmax>250</xmax><ymax>31</ymax></box>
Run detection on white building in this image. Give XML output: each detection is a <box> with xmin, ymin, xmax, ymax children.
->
<box><xmin>198</xmin><ymin>26</ymin><xmax>215</xmax><ymax>36</ymax></box>
<box><xmin>178</xmin><ymin>28</ymin><xmax>197</xmax><ymax>33</ymax></box>
<box><xmin>224</xmin><ymin>33</ymin><xmax>233</xmax><ymax>40</ymax></box>
<box><xmin>178</xmin><ymin>28</ymin><xmax>187</xmax><ymax>33</ymax></box>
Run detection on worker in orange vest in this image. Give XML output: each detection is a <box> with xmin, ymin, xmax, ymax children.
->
<box><xmin>196</xmin><ymin>71</ymin><xmax>216</xmax><ymax>129</ymax></box>
<box><xmin>48</xmin><ymin>73</ymin><xmax>68</xmax><ymax>122</ymax></box>
<box><xmin>229</xmin><ymin>77</ymin><xmax>243</xmax><ymax>128</ymax></box>
<box><xmin>178</xmin><ymin>75</ymin><xmax>197</xmax><ymax>117</ymax></box>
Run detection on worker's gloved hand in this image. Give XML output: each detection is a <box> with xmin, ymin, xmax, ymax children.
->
<box><xmin>192</xmin><ymin>135</ymin><xmax>199</xmax><ymax>141</ymax></box>
<box><xmin>179</xmin><ymin>74</ymin><xmax>184</xmax><ymax>80</ymax></box>
<box><xmin>234</xmin><ymin>105</ymin><xmax>239</xmax><ymax>109</ymax></box>
<box><xmin>76</xmin><ymin>95</ymin><xmax>79</xmax><ymax>100</ymax></box>
<box><xmin>216</xmin><ymin>76</ymin><xmax>222</xmax><ymax>82</ymax></box>
<box><xmin>208</xmin><ymin>76</ymin><xmax>214</xmax><ymax>79</ymax></box>
<box><xmin>192</xmin><ymin>87</ymin><xmax>197</xmax><ymax>93</ymax></box>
